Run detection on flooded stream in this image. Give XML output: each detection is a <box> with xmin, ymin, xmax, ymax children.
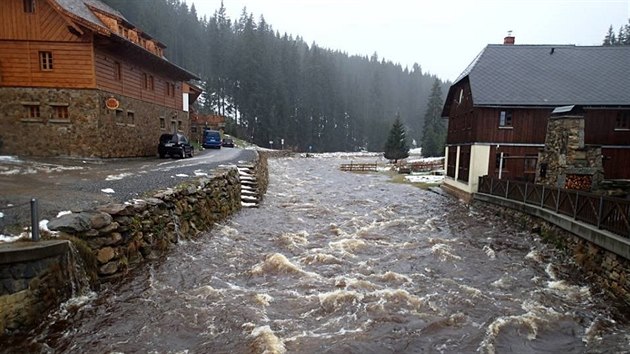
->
<box><xmin>5</xmin><ymin>154</ymin><xmax>630</xmax><ymax>353</ymax></box>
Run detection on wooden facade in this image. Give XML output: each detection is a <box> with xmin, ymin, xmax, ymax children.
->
<box><xmin>0</xmin><ymin>0</ymin><xmax>199</xmax><ymax>158</ymax></box>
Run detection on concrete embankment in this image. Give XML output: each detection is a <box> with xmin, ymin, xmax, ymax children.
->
<box><xmin>0</xmin><ymin>151</ymin><xmax>273</xmax><ymax>334</ymax></box>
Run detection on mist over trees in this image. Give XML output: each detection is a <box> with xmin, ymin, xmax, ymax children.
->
<box><xmin>102</xmin><ymin>0</ymin><xmax>448</xmax><ymax>152</ymax></box>
<box><xmin>603</xmin><ymin>19</ymin><xmax>630</xmax><ymax>45</ymax></box>
<box><xmin>421</xmin><ymin>79</ymin><xmax>447</xmax><ymax>157</ymax></box>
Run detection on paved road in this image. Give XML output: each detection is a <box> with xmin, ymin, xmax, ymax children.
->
<box><xmin>0</xmin><ymin>148</ymin><xmax>257</xmax><ymax>233</ymax></box>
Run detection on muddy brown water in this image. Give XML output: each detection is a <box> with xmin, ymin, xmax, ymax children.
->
<box><xmin>3</xmin><ymin>154</ymin><xmax>630</xmax><ymax>353</ymax></box>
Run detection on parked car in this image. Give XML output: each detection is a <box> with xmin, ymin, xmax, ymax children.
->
<box><xmin>202</xmin><ymin>129</ymin><xmax>222</xmax><ymax>149</ymax></box>
<box><xmin>158</xmin><ymin>133</ymin><xmax>194</xmax><ymax>158</ymax></box>
<box><xmin>222</xmin><ymin>138</ymin><xmax>235</xmax><ymax>148</ymax></box>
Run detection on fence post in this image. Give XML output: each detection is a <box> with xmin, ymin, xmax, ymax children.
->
<box><xmin>30</xmin><ymin>198</ymin><xmax>39</xmax><ymax>241</ymax></box>
<box><xmin>541</xmin><ymin>185</ymin><xmax>545</xmax><ymax>208</ymax></box>
<box><xmin>556</xmin><ymin>189</ymin><xmax>561</xmax><ymax>212</ymax></box>
<box><xmin>597</xmin><ymin>195</ymin><xmax>604</xmax><ymax>229</ymax></box>
<box><xmin>574</xmin><ymin>192</ymin><xmax>579</xmax><ymax>219</ymax></box>
<box><xmin>490</xmin><ymin>177</ymin><xmax>494</xmax><ymax>195</ymax></box>
<box><xmin>524</xmin><ymin>183</ymin><xmax>528</xmax><ymax>203</ymax></box>
<box><xmin>505</xmin><ymin>180</ymin><xmax>509</xmax><ymax>199</ymax></box>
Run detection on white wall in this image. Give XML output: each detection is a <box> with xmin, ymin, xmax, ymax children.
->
<box><xmin>443</xmin><ymin>144</ymin><xmax>491</xmax><ymax>195</ymax></box>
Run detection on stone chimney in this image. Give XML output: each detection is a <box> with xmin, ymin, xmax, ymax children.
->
<box><xmin>504</xmin><ymin>31</ymin><xmax>515</xmax><ymax>45</ymax></box>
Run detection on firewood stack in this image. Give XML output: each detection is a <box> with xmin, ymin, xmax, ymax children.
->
<box><xmin>565</xmin><ymin>174</ymin><xmax>592</xmax><ymax>191</ymax></box>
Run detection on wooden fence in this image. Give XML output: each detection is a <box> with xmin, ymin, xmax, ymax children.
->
<box><xmin>478</xmin><ymin>176</ymin><xmax>630</xmax><ymax>239</ymax></box>
<box><xmin>340</xmin><ymin>162</ymin><xmax>378</xmax><ymax>172</ymax></box>
<box><xmin>408</xmin><ymin>159</ymin><xmax>444</xmax><ymax>172</ymax></box>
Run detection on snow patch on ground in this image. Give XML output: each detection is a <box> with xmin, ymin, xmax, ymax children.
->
<box><xmin>101</xmin><ymin>188</ymin><xmax>115</xmax><ymax>194</ymax></box>
<box><xmin>106</xmin><ymin>172</ymin><xmax>134</xmax><ymax>181</ymax></box>
<box><xmin>0</xmin><ymin>232</ymin><xmax>29</xmax><ymax>243</ymax></box>
<box><xmin>405</xmin><ymin>174</ymin><xmax>444</xmax><ymax>184</ymax></box>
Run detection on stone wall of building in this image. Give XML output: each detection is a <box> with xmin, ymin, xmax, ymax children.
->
<box><xmin>473</xmin><ymin>201</ymin><xmax>630</xmax><ymax>305</ymax></box>
<box><xmin>0</xmin><ymin>87</ymin><xmax>189</xmax><ymax>158</ymax></box>
<box><xmin>536</xmin><ymin>113</ymin><xmax>603</xmax><ymax>191</ymax></box>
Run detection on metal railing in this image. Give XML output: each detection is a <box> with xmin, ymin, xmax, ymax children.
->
<box><xmin>478</xmin><ymin>176</ymin><xmax>630</xmax><ymax>239</ymax></box>
<box><xmin>0</xmin><ymin>198</ymin><xmax>40</xmax><ymax>241</ymax></box>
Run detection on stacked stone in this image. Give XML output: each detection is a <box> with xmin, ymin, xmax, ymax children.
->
<box><xmin>47</xmin><ymin>168</ymin><xmax>241</xmax><ymax>281</ymax></box>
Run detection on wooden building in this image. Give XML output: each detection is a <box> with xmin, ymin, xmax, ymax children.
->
<box><xmin>190</xmin><ymin>114</ymin><xmax>226</xmax><ymax>144</ymax></box>
<box><xmin>0</xmin><ymin>0</ymin><xmax>200</xmax><ymax>157</ymax></box>
<box><xmin>441</xmin><ymin>36</ymin><xmax>630</xmax><ymax>200</ymax></box>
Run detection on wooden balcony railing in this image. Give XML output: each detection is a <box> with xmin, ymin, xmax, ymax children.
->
<box><xmin>477</xmin><ymin>175</ymin><xmax>630</xmax><ymax>239</ymax></box>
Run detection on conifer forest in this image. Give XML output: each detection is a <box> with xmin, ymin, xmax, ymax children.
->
<box><xmin>101</xmin><ymin>0</ymin><xmax>449</xmax><ymax>152</ymax></box>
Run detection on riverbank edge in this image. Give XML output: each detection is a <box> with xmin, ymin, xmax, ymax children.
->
<box><xmin>0</xmin><ymin>151</ymin><xmax>272</xmax><ymax>335</ymax></box>
<box><xmin>472</xmin><ymin>195</ymin><xmax>630</xmax><ymax>306</ymax></box>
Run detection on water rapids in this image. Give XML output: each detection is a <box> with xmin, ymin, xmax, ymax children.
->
<box><xmin>5</xmin><ymin>154</ymin><xmax>630</xmax><ymax>353</ymax></box>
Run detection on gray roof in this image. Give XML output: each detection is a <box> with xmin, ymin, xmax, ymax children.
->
<box><xmin>454</xmin><ymin>44</ymin><xmax>630</xmax><ymax>107</ymax></box>
<box><xmin>55</xmin><ymin>0</ymin><xmax>127</xmax><ymax>30</ymax></box>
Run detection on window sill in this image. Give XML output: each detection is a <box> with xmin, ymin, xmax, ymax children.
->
<box><xmin>20</xmin><ymin>118</ymin><xmax>44</xmax><ymax>123</ymax></box>
<box><xmin>49</xmin><ymin>119</ymin><xmax>71</xmax><ymax>124</ymax></box>
<box><xmin>498</xmin><ymin>126</ymin><xmax>513</xmax><ymax>130</ymax></box>
<box><xmin>613</xmin><ymin>128</ymin><xmax>629</xmax><ymax>132</ymax></box>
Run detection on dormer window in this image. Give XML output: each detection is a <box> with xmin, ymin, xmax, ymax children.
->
<box><xmin>23</xmin><ymin>0</ymin><xmax>34</xmax><ymax>13</ymax></box>
<box><xmin>499</xmin><ymin>110</ymin><xmax>512</xmax><ymax>127</ymax></box>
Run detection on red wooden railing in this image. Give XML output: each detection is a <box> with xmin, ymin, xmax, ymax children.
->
<box><xmin>477</xmin><ymin>176</ymin><xmax>630</xmax><ymax>239</ymax></box>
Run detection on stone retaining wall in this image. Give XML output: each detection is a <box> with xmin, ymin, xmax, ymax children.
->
<box><xmin>47</xmin><ymin>166</ymin><xmax>242</xmax><ymax>281</ymax></box>
<box><xmin>0</xmin><ymin>241</ymin><xmax>82</xmax><ymax>334</ymax></box>
<box><xmin>472</xmin><ymin>200</ymin><xmax>630</xmax><ymax>305</ymax></box>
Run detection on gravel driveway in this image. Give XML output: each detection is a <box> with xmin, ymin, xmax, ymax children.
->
<box><xmin>0</xmin><ymin>148</ymin><xmax>257</xmax><ymax>234</ymax></box>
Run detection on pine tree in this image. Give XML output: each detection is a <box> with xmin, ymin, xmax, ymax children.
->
<box><xmin>603</xmin><ymin>25</ymin><xmax>616</xmax><ymax>45</ymax></box>
<box><xmin>421</xmin><ymin>79</ymin><xmax>446</xmax><ymax>157</ymax></box>
<box><xmin>383</xmin><ymin>115</ymin><xmax>409</xmax><ymax>163</ymax></box>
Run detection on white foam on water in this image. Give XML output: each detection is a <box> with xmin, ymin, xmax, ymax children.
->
<box><xmin>423</xmin><ymin>216</ymin><xmax>439</xmax><ymax>231</ymax></box>
<box><xmin>370</xmin><ymin>289</ymin><xmax>427</xmax><ymax>310</ymax></box>
<box><xmin>371</xmin><ymin>271</ymin><xmax>412</xmax><ymax>284</ymax></box>
<box><xmin>431</xmin><ymin>243</ymin><xmax>462</xmax><ymax>261</ymax></box>
<box><xmin>255</xmin><ymin>293</ymin><xmax>274</xmax><ymax>306</ymax></box>
<box><xmin>491</xmin><ymin>275</ymin><xmax>514</xmax><ymax>289</ymax></box>
<box><xmin>483</xmin><ymin>245</ymin><xmax>496</xmax><ymax>260</ymax></box>
<box><xmin>218</xmin><ymin>225</ymin><xmax>239</xmax><ymax>238</ymax></box>
<box><xmin>55</xmin><ymin>291</ymin><xmax>98</xmax><ymax>321</ymax></box>
<box><xmin>278</xmin><ymin>231</ymin><xmax>309</xmax><ymax>249</ymax></box>
<box><xmin>525</xmin><ymin>249</ymin><xmax>542</xmax><ymax>262</ymax></box>
<box><xmin>251</xmin><ymin>253</ymin><xmax>319</xmax><ymax>278</ymax></box>
<box><xmin>187</xmin><ymin>285</ymin><xmax>223</xmax><ymax>299</ymax></box>
<box><xmin>328</xmin><ymin>239</ymin><xmax>366</xmax><ymax>256</ymax></box>
<box><xmin>546</xmin><ymin>280</ymin><xmax>591</xmax><ymax>302</ymax></box>
<box><xmin>544</xmin><ymin>263</ymin><xmax>558</xmax><ymax>280</ymax></box>
<box><xmin>333</xmin><ymin>276</ymin><xmax>380</xmax><ymax>291</ymax></box>
<box><xmin>459</xmin><ymin>284</ymin><xmax>484</xmax><ymax>298</ymax></box>
<box><xmin>478</xmin><ymin>300</ymin><xmax>563</xmax><ymax>354</ymax></box>
<box><xmin>283</xmin><ymin>326</ymin><xmax>364</xmax><ymax>342</ymax></box>
<box><xmin>318</xmin><ymin>289</ymin><xmax>364</xmax><ymax>313</ymax></box>
<box><xmin>249</xmin><ymin>325</ymin><xmax>286</xmax><ymax>354</ymax></box>
<box><xmin>301</xmin><ymin>253</ymin><xmax>344</xmax><ymax>265</ymax></box>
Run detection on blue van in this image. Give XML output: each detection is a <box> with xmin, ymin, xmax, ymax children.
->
<box><xmin>202</xmin><ymin>129</ymin><xmax>222</xmax><ymax>149</ymax></box>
